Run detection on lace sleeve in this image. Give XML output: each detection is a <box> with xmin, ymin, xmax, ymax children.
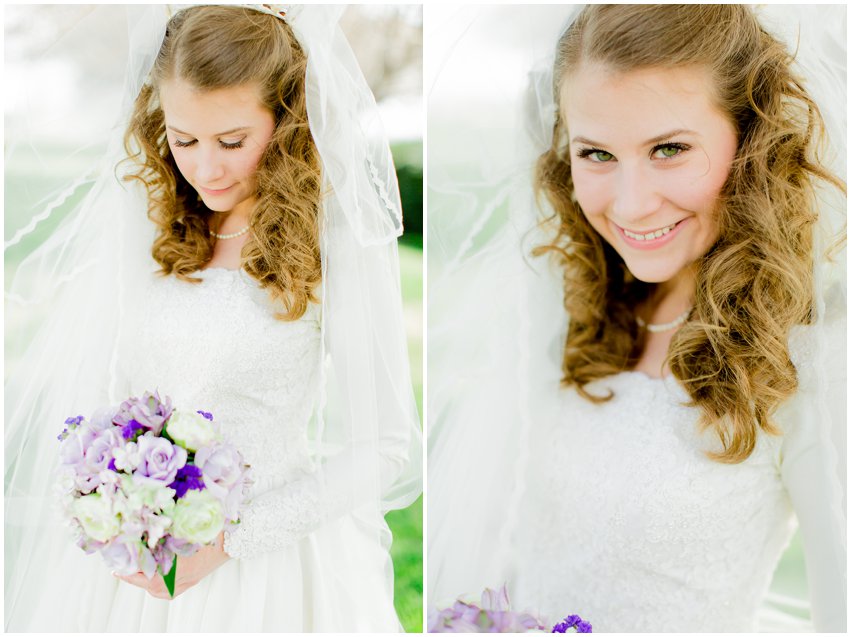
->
<box><xmin>222</xmin><ymin>449</ymin><xmax>409</xmax><ymax>560</ymax></box>
<box><xmin>778</xmin><ymin>289</ymin><xmax>846</xmax><ymax>632</ymax></box>
<box><xmin>223</xmin><ymin>475</ymin><xmax>321</xmax><ymax>559</ymax></box>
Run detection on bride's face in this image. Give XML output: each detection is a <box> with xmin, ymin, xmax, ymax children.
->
<box><xmin>160</xmin><ymin>78</ymin><xmax>276</xmax><ymax>219</ymax></box>
<box><xmin>562</xmin><ymin>64</ymin><xmax>738</xmax><ymax>285</ymax></box>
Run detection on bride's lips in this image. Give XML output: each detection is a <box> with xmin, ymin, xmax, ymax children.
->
<box><xmin>199</xmin><ymin>184</ymin><xmax>234</xmax><ymax>196</ymax></box>
<box><xmin>614</xmin><ymin>218</ymin><xmax>690</xmax><ymax>250</ymax></box>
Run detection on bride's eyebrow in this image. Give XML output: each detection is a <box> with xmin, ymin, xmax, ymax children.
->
<box><xmin>167</xmin><ymin>125</ymin><xmax>250</xmax><ymax>136</ymax></box>
<box><xmin>571</xmin><ymin>129</ymin><xmax>699</xmax><ymax>147</ymax></box>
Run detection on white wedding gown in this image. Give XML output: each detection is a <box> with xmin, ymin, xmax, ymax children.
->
<box><xmin>511</xmin><ymin>319</ymin><xmax>845</xmax><ymax>632</ymax></box>
<box><xmin>10</xmin><ymin>268</ymin><xmax>400</xmax><ymax>632</ymax></box>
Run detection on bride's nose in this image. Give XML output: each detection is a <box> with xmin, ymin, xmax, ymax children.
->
<box><xmin>611</xmin><ymin>163</ymin><xmax>663</xmax><ymax>223</ymax></box>
<box><xmin>195</xmin><ymin>148</ymin><xmax>226</xmax><ymax>183</ymax></box>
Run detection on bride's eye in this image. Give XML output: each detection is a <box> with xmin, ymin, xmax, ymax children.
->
<box><xmin>577</xmin><ymin>148</ymin><xmax>615</xmax><ymax>163</ymax></box>
<box><xmin>173</xmin><ymin>138</ymin><xmax>196</xmax><ymax>148</ymax></box>
<box><xmin>220</xmin><ymin>139</ymin><xmax>244</xmax><ymax>150</ymax></box>
<box><xmin>651</xmin><ymin>143</ymin><xmax>690</xmax><ymax>159</ymax></box>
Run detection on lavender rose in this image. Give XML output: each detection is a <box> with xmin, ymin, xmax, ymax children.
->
<box><xmin>83</xmin><ymin>428</ymin><xmax>123</xmax><ymax>475</ymax></box>
<box><xmin>101</xmin><ymin>537</ymin><xmax>157</xmax><ymax>579</ymax></box>
<box><xmin>194</xmin><ymin>444</ymin><xmax>245</xmax><ymax>519</ymax></box>
<box><xmin>134</xmin><ymin>435</ymin><xmax>187</xmax><ymax>485</ymax></box>
<box><xmin>429</xmin><ymin>585</ymin><xmax>548</xmax><ymax>633</ymax></box>
<box><xmin>58</xmin><ymin>420</ymin><xmax>99</xmax><ymax>467</ymax></box>
<box><xmin>112</xmin><ymin>391</ymin><xmax>173</xmax><ymax>437</ymax></box>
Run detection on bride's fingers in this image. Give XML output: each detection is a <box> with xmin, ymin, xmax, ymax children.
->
<box><xmin>114</xmin><ymin>572</ymin><xmax>171</xmax><ymax>598</ymax></box>
<box><xmin>113</xmin><ymin>572</ymin><xmax>151</xmax><ymax>590</ymax></box>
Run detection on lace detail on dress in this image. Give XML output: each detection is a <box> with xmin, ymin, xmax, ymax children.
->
<box><xmin>515</xmin><ymin>371</ymin><xmax>795</xmax><ymax>632</ymax></box>
<box><xmin>224</xmin><ymin>474</ymin><xmax>322</xmax><ymax>559</ymax></box>
<box><xmin>120</xmin><ymin>268</ymin><xmax>323</xmax><ymax>560</ymax></box>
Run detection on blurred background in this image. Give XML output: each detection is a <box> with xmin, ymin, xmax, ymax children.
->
<box><xmin>4</xmin><ymin>4</ymin><xmax>423</xmax><ymax>632</ymax></box>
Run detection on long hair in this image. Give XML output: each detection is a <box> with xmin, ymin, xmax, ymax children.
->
<box><xmin>124</xmin><ymin>6</ymin><xmax>321</xmax><ymax>320</ymax></box>
<box><xmin>534</xmin><ymin>4</ymin><xmax>845</xmax><ymax>462</ymax></box>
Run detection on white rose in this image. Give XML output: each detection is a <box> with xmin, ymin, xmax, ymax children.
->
<box><xmin>165</xmin><ymin>410</ymin><xmax>220</xmax><ymax>452</ymax></box>
<box><xmin>171</xmin><ymin>490</ymin><xmax>224</xmax><ymax>544</ymax></box>
<box><xmin>71</xmin><ymin>493</ymin><xmax>121</xmax><ymax>542</ymax></box>
<box><xmin>118</xmin><ymin>474</ymin><xmax>176</xmax><ymax>515</ymax></box>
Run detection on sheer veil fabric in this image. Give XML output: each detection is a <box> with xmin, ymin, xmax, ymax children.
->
<box><xmin>5</xmin><ymin>4</ymin><xmax>421</xmax><ymax>629</ymax></box>
<box><xmin>427</xmin><ymin>5</ymin><xmax>845</xmax><ymax>631</ymax></box>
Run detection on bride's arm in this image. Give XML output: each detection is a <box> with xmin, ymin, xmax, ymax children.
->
<box><xmin>223</xmin><ymin>239</ymin><xmax>421</xmax><ymax>560</ymax></box>
<box><xmin>779</xmin><ymin>298</ymin><xmax>846</xmax><ymax>632</ymax></box>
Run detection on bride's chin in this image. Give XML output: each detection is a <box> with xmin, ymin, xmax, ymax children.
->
<box><xmin>622</xmin><ymin>260</ymin><xmax>682</xmax><ymax>285</ymax></box>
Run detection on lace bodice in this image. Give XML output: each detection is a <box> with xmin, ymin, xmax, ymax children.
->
<box><xmin>120</xmin><ymin>268</ymin><xmax>323</xmax><ymax>558</ymax></box>
<box><xmin>515</xmin><ymin>371</ymin><xmax>796</xmax><ymax>632</ymax></box>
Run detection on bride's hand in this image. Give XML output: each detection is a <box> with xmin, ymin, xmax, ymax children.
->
<box><xmin>114</xmin><ymin>532</ymin><xmax>230</xmax><ymax>600</ymax></box>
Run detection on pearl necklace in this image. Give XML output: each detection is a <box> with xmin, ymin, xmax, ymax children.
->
<box><xmin>210</xmin><ymin>224</ymin><xmax>250</xmax><ymax>240</ymax></box>
<box><xmin>636</xmin><ymin>307</ymin><xmax>692</xmax><ymax>333</ymax></box>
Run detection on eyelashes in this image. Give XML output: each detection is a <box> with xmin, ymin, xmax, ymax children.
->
<box><xmin>172</xmin><ymin>139</ymin><xmax>245</xmax><ymax>150</ymax></box>
<box><xmin>575</xmin><ymin>142</ymin><xmax>692</xmax><ymax>163</ymax></box>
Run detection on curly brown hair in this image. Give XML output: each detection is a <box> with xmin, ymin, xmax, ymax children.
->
<box><xmin>534</xmin><ymin>5</ymin><xmax>845</xmax><ymax>462</ymax></box>
<box><xmin>123</xmin><ymin>5</ymin><xmax>321</xmax><ymax>320</ymax></box>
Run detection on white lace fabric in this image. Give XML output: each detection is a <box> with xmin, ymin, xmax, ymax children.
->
<box><xmin>516</xmin><ymin>371</ymin><xmax>794</xmax><ymax>632</ymax></box>
<box><xmin>119</xmin><ymin>268</ymin><xmax>323</xmax><ymax>559</ymax></box>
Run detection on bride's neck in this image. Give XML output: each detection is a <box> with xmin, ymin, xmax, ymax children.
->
<box><xmin>641</xmin><ymin>264</ymin><xmax>697</xmax><ymax>322</ymax></box>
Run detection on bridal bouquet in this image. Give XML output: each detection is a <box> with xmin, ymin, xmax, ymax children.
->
<box><xmin>429</xmin><ymin>585</ymin><xmax>592</xmax><ymax>633</ymax></box>
<box><xmin>57</xmin><ymin>390</ymin><xmax>250</xmax><ymax>596</ymax></box>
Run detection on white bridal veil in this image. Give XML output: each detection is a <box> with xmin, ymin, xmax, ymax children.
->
<box><xmin>5</xmin><ymin>4</ymin><xmax>421</xmax><ymax>625</ymax></box>
<box><xmin>427</xmin><ymin>4</ymin><xmax>845</xmax><ymax>631</ymax></box>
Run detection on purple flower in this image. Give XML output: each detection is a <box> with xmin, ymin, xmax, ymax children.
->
<box><xmin>150</xmin><ymin>535</ymin><xmax>199</xmax><ymax>576</ymax></box>
<box><xmin>196</xmin><ymin>410</ymin><xmax>214</xmax><ymax>421</ymax></box>
<box><xmin>83</xmin><ymin>428</ymin><xmax>123</xmax><ymax>474</ymax></box>
<box><xmin>101</xmin><ymin>537</ymin><xmax>157</xmax><ymax>579</ymax></box>
<box><xmin>134</xmin><ymin>435</ymin><xmax>187</xmax><ymax>485</ymax></box>
<box><xmin>194</xmin><ymin>443</ymin><xmax>246</xmax><ymax>520</ymax></box>
<box><xmin>112</xmin><ymin>391</ymin><xmax>173</xmax><ymax>436</ymax></box>
<box><xmin>121</xmin><ymin>419</ymin><xmax>147</xmax><ymax>441</ymax></box>
<box><xmin>429</xmin><ymin>585</ymin><xmax>547</xmax><ymax>633</ymax></box>
<box><xmin>552</xmin><ymin>615</ymin><xmax>592</xmax><ymax>633</ymax></box>
<box><xmin>59</xmin><ymin>423</ymin><xmax>122</xmax><ymax>493</ymax></box>
<box><xmin>169</xmin><ymin>464</ymin><xmax>205</xmax><ymax>498</ymax></box>
<box><xmin>58</xmin><ymin>421</ymin><xmax>98</xmax><ymax>467</ymax></box>
<box><xmin>59</xmin><ymin>415</ymin><xmax>85</xmax><ymax>440</ymax></box>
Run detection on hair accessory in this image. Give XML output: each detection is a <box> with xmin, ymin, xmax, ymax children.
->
<box><xmin>252</xmin><ymin>4</ymin><xmax>291</xmax><ymax>21</ymax></box>
<box><xmin>211</xmin><ymin>224</ymin><xmax>250</xmax><ymax>240</ymax></box>
<box><xmin>635</xmin><ymin>307</ymin><xmax>692</xmax><ymax>333</ymax></box>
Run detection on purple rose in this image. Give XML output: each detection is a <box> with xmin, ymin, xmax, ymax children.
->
<box><xmin>101</xmin><ymin>537</ymin><xmax>157</xmax><ymax>579</ymax></box>
<box><xmin>134</xmin><ymin>435</ymin><xmax>187</xmax><ymax>485</ymax></box>
<box><xmin>112</xmin><ymin>391</ymin><xmax>173</xmax><ymax>436</ymax></box>
<box><xmin>429</xmin><ymin>585</ymin><xmax>550</xmax><ymax>633</ymax></box>
<box><xmin>83</xmin><ymin>428</ymin><xmax>122</xmax><ymax>475</ymax></box>
<box><xmin>59</xmin><ymin>422</ymin><xmax>118</xmax><ymax>493</ymax></box>
<box><xmin>194</xmin><ymin>444</ymin><xmax>246</xmax><ymax>519</ymax></box>
<box><xmin>58</xmin><ymin>421</ymin><xmax>98</xmax><ymax>467</ymax></box>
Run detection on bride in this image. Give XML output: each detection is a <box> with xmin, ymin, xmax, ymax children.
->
<box><xmin>428</xmin><ymin>5</ymin><xmax>845</xmax><ymax>632</ymax></box>
<box><xmin>5</xmin><ymin>4</ymin><xmax>421</xmax><ymax>632</ymax></box>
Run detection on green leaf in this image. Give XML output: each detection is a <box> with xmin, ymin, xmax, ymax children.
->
<box><xmin>163</xmin><ymin>556</ymin><xmax>177</xmax><ymax>598</ymax></box>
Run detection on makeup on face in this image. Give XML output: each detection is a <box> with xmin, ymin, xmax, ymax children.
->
<box><xmin>563</xmin><ymin>64</ymin><xmax>737</xmax><ymax>286</ymax></box>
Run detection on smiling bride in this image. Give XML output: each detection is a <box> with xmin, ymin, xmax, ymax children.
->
<box><xmin>428</xmin><ymin>4</ymin><xmax>845</xmax><ymax>632</ymax></box>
